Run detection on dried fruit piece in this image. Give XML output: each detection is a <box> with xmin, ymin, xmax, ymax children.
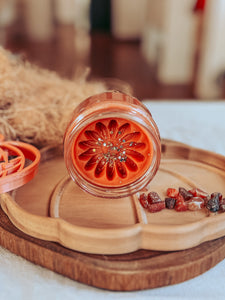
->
<box><xmin>148</xmin><ymin>192</ymin><xmax>165</xmax><ymax>213</ymax></box>
<box><xmin>187</xmin><ymin>197</ymin><xmax>204</xmax><ymax>211</ymax></box>
<box><xmin>175</xmin><ymin>194</ymin><xmax>188</xmax><ymax>212</ymax></box>
<box><xmin>165</xmin><ymin>197</ymin><xmax>176</xmax><ymax>209</ymax></box>
<box><xmin>179</xmin><ymin>187</ymin><xmax>193</xmax><ymax>201</ymax></box>
<box><xmin>148</xmin><ymin>201</ymin><xmax>165</xmax><ymax>213</ymax></box>
<box><xmin>219</xmin><ymin>198</ymin><xmax>225</xmax><ymax>212</ymax></box>
<box><xmin>139</xmin><ymin>193</ymin><xmax>149</xmax><ymax>209</ymax></box>
<box><xmin>148</xmin><ymin>191</ymin><xmax>162</xmax><ymax>204</ymax></box>
<box><xmin>188</xmin><ymin>188</ymin><xmax>209</xmax><ymax>199</ymax></box>
<box><xmin>166</xmin><ymin>188</ymin><xmax>179</xmax><ymax>198</ymax></box>
<box><xmin>206</xmin><ymin>195</ymin><xmax>220</xmax><ymax>212</ymax></box>
<box><xmin>211</xmin><ymin>192</ymin><xmax>223</xmax><ymax>202</ymax></box>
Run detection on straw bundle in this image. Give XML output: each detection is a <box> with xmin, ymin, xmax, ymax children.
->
<box><xmin>0</xmin><ymin>47</ymin><xmax>106</xmax><ymax>148</ymax></box>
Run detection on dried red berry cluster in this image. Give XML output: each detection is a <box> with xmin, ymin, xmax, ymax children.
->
<box><xmin>139</xmin><ymin>187</ymin><xmax>225</xmax><ymax>213</ymax></box>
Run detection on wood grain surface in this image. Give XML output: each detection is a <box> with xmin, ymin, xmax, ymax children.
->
<box><xmin>1</xmin><ymin>139</ymin><xmax>225</xmax><ymax>290</ymax></box>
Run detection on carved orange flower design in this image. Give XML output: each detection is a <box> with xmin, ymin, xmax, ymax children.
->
<box><xmin>77</xmin><ymin>119</ymin><xmax>147</xmax><ymax>181</ymax></box>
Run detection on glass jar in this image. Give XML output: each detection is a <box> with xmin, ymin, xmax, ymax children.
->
<box><xmin>64</xmin><ymin>91</ymin><xmax>161</xmax><ymax>198</ymax></box>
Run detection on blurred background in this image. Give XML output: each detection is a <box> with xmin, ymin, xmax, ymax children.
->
<box><xmin>1</xmin><ymin>0</ymin><xmax>225</xmax><ymax>100</ymax></box>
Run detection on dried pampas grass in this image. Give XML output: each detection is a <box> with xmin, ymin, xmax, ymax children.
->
<box><xmin>0</xmin><ymin>47</ymin><xmax>106</xmax><ymax>148</ymax></box>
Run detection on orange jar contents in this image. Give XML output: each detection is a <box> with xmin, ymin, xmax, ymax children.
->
<box><xmin>64</xmin><ymin>91</ymin><xmax>161</xmax><ymax>198</ymax></box>
<box><xmin>74</xmin><ymin>117</ymin><xmax>154</xmax><ymax>187</ymax></box>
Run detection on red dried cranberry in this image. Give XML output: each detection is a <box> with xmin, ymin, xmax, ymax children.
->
<box><xmin>166</xmin><ymin>188</ymin><xmax>179</xmax><ymax>198</ymax></box>
<box><xmin>139</xmin><ymin>193</ymin><xmax>149</xmax><ymax>209</ymax></box>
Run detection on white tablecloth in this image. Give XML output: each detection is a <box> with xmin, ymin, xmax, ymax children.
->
<box><xmin>1</xmin><ymin>100</ymin><xmax>225</xmax><ymax>300</ymax></box>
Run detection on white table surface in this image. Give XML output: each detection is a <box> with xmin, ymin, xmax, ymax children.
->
<box><xmin>1</xmin><ymin>100</ymin><xmax>225</xmax><ymax>300</ymax></box>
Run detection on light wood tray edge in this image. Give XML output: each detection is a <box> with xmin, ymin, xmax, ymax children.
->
<box><xmin>0</xmin><ymin>193</ymin><xmax>142</xmax><ymax>254</ymax></box>
<box><xmin>2</xmin><ymin>192</ymin><xmax>225</xmax><ymax>254</ymax></box>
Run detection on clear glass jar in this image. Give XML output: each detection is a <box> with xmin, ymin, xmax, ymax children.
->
<box><xmin>64</xmin><ymin>91</ymin><xmax>161</xmax><ymax>198</ymax></box>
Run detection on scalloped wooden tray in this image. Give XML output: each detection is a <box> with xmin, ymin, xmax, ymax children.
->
<box><xmin>2</xmin><ymin>139</ymin><xmax>225</xmax><ymax>255</ymax></box>
<box><xmin>1</xmin><ymin>139</ymin><xmax>225</xmax><ymax>290</ymax></box>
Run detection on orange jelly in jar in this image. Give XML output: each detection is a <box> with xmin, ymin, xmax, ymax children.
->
<box><xmin>64</xmin><ymin>91</ymin><xmax>161</xmax><ymax>198</ymax></box>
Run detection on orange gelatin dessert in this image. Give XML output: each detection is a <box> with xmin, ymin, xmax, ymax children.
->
<box><xmin>64</xmin><ymin>91</ymin><xmax>161</xmax><ymax>198</ymax></box>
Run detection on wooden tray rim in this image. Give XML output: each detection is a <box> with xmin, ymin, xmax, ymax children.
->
<box><xmin>1</xmin><ymin>140</ymin><xmax>225</xmax><ymax>254</ymax></box>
